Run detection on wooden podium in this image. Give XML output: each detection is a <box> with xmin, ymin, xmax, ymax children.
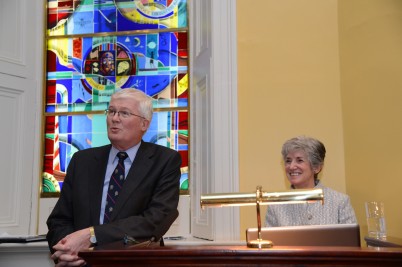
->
<box><xmin>79</xmin><ymin>241</ymin><xmax>402</xmax><ymax>267</ymax></box>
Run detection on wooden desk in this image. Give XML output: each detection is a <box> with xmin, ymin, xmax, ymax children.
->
<box><xmin>365</xmin><ymin>236</ymin><xmax>402</xmax><ymax>248</ymax></box>
<box><xmin>79</xmin><ymin>242</ymin><xmax>402</xmax><ymax>267</ymax></box>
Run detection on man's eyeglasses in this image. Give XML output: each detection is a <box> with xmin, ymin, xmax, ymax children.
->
<box><xmin>105</xmin><ymin>109</ymin><xmax>146</xmax><ymax>120</ymax></box>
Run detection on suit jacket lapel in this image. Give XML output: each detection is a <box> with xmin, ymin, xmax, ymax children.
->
<box><xmin>111</xmin><ymin>142</ymin><xmax>154</xmax><ymax>220</ymax></box>
<box><xmin>89</xmin><ymin>145</ymin><xmax>111</xmax><ymax>225</ymax></box>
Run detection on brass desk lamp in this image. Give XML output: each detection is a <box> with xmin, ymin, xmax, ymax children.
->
<box><xmin>200</xmin><ymin>186</ymin><xmax>324</xmax><ymax>248</ymax></box>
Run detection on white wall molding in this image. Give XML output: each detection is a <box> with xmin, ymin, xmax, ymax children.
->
<box><xmin>0</xmin><ymin>0</ymin><xmax>36</xmax><ymax>79</ymax></box>
<box><xmin>190</xmin><ymin>0</ymin><xmax>240</xmax><ymax>241</ymax></box>
<box><xmin>0</xmin><ymin>0</ymin><xmax>43</xmax><ymax>236</ymax></box>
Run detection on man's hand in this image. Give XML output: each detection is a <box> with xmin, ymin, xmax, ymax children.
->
<box><xmin>51</xmin><ymin>228</ymin><xmax>92</xmax><ymax>267</ymax></box>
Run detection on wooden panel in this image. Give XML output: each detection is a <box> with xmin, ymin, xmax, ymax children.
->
<box><xmin>0</xmin><ymin>84</ymin><xmax>21</xmax><ymax>226</ymax></box>
<box><xmin>0</xmin><ymin>73</ymin><xmax>38</xmax><ymax>235</ymax></box>
<box><xmin>80</xmin><ymin>244</ymin><xmax>402</xmax><ymax>267</ymax></box>
<box><xmin>0</xmin><ymin>1</ymin><xmax>23</xmax><ymax>65</ymax></box>
<box><xmin>0</xmin><ymin>0</ymin><xmax>44</xmax><ymax>236</ymax></box>
<box><xmin>0</xmin><ymin>0</ymin><xmax>41</xmax><ymax>79</ymax></box>
<box><xmin>0</xmin><ymin>243</ymin><xmax>53</xmax><ymax>267</ymax></box>
<box><xmin>0</xmin><ymin>0</ymin><xmax>43</xmax><ymax>236</ymax></box>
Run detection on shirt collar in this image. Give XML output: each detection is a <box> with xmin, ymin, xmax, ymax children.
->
<box><xmin>109</xmin><ymin>141</ymin><xmax>142</xmax><ymax>163</ymax></box>
<box><xmin>291</xmin><ymin>179</ymin><xmax>321</xmax><ymax>189</ymax></box>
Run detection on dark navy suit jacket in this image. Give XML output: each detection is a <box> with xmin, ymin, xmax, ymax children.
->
<box><xmin>46</xmin><ymin>141</ymin><xmax>181</xmax><ymax>251</ymax></box>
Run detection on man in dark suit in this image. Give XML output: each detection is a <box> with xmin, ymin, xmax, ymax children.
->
<box><xmin>46</xmin><ymin>88</ymin><xmax>182</xmax><ymax>266</ymax></box>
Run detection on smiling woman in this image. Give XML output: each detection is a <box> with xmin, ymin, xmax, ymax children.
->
<box><xmin>265</xmin><ymin>136</ymin><xmax>357</xmax><ymax>227</ymax></box>
<box><xmin>282</xmin><ymin>136</ymin><xmax>326</xmax><ymax>189</ymax></box>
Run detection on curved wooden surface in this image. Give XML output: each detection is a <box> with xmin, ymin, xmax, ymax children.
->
<box><xmin>79</xmin><ymin>241</ymin><xmax>402</xmax><ymax>267</ymax></box>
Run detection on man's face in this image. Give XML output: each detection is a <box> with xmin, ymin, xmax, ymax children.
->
<box><xmin>106</xmin><ymin>96</ymin><xmax>148</xmax><ymax>151</ymax></box>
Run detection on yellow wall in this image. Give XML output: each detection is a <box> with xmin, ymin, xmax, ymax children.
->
<box><xmin>338</xmin><ymin>0</ymin><xmax>402</xmax><ymax>240</ymax></box>
<box><xmin>237</xmin><ymin>0</ymin><xmax>402</xmax><ymax>241</ymax></box>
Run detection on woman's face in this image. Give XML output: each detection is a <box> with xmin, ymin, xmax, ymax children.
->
<box><xmin>284</xmin><ymin>149</ymin><xmax>320</xmax><ymax>189</ymax></box>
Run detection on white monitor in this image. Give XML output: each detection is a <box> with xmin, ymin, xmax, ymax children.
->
<box><xmin>246</xmin><ymin>224</ymin><xmax>361</xmax><ymax>247</ymax></box>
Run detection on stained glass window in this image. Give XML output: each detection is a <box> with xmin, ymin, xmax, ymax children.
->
<box><xmin>42</xmin><ymin>0</ymin><xmax>189</xmax><ymax>196</ymax></box>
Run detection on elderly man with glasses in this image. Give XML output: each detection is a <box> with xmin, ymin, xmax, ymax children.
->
<box><xmin>46</xmin><ymin>88</ymin><xmax>182</xmax><ymax>267</ymax></box>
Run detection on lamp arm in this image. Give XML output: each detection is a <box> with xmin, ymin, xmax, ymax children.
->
<box><xmin>200</xmin><ymin>186</ymin><xmax>324</xmax><ymax>248</ymax></box>
<box><xmin>200</xmin><ymin>187</ymin><xmax>324</xmax><ymax>208</ymax></box>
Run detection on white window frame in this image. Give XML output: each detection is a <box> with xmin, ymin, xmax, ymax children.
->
<box><xmin>189</xmin><ymin>0</ymin><xmax>240</xmax><ymax>241</ymax></box>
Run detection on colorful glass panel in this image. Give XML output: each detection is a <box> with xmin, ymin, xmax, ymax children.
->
<box><xmin>47</xmin><ymin>0</ymin><xmax>188</xmax><ymax>36</ymax></box>
<box><xmin>45</xmin><ymin>32</ymin><xmax>188</xmax><ymax>113</ymax></box>
<box><xmin>42</xmin><ymin>110</ymin><xmax>189</xmax><ymax>194</ymax></box>
<box><xmin>42</xmin><ymin>0</ymin><xmax>189</xmax><ymax>196</ymax></box>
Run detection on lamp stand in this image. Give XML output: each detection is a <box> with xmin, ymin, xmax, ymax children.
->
<box><xmin>246</xmin><ymin>186</ymin><xmax>273</xmax><ymax>248</ymax></box>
